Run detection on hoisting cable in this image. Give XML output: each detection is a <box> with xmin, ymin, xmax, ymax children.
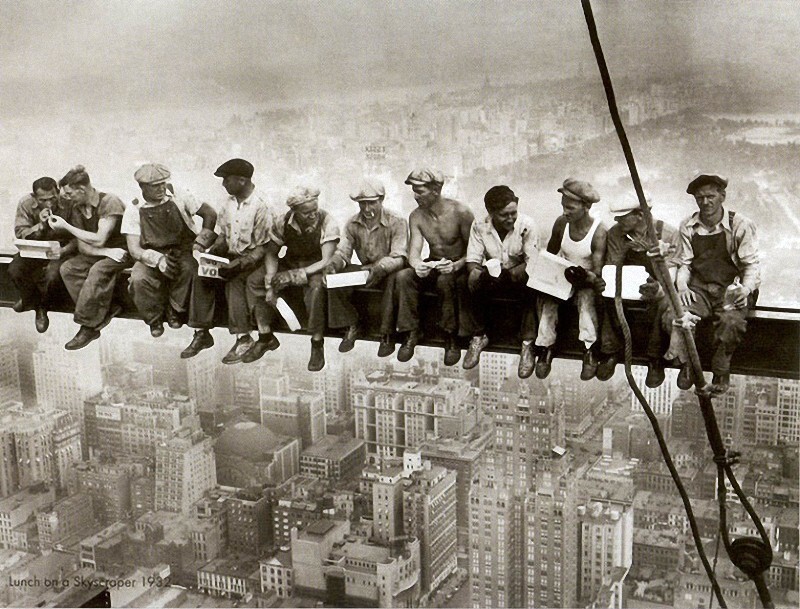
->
<box><xmin>613</xmin><ymin>265</ymin><xmax>727</xmax><ymax>608</ymax></box>
<box><xmin>580</xmin><ymin>1</ymin><xmax>774</xmax><ymax>607</ymax></box>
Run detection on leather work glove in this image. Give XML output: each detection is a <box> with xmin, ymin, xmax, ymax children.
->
<box><xmin>273</xmin><ymin>268</ymin><xmax>308</xmax><ymax>289</ymax></box>
<box><xmin>194</xmin><ymin>228</ymin><xmax>217</xmax><ymax>252</ymax></box>
<box><xmin>564</xmin><ymin>265</ymin><xmax>589</xmax><ymax>287</ymax></box>
<box><xmin>217</xmin><ymin>258</ymin><xmax>242</xmax><ymax>280</ymax></box>
<box><xmin>157</xmin><ymin>255</ymin><xmax>179</xmax><ymax>280</ymax></box>
<box><xmin>365</xmin><ymin>260</ymin><xmax>390</xmax><ymax>288</ymax></box>
<box><xmin>507</xmin><ymin>263</ymin><xmax>528</xmax><ymax>284</ymax></box>
<box><xmin>639</xmin><ymin>278</ymin><xmax>663</xmax><ymax>301</ymax></box>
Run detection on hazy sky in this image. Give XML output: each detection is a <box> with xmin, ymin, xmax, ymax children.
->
<box><xmin>2</xmin><ymin>0</ymin><xmax>799</xmax><ymax>116</ymax></box>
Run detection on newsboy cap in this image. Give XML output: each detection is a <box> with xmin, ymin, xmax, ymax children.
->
<box><xmin>286</xmin><ymin>186</ymin><xmax>320</xmax><ymax>209</ymax></box>
<box><xmin>214</xmin><ymin>158</ymin><xmax>254</xmax><ymax>179</ymax></box>
<box><xmin>558</xmin><ymin>178</ymin><xmax>600</xmax><ymax>204</ymax></box>
<box><xmin>404</xmin><ymin>167</ymin><xmax>444</xmax><ymax>187</ymax></box>
<box><xmin>686</xmin><ymin>173</ymin><xmax>728</xmax><ymax>195</ymax></box>
<box><xmin>350</xmin><ymin>178</ymin><xmax>385</xmax><ymax>202</ymax></box>
<box><xmin>609</xmin><ymin>191</ymin><xmax>652</xmax><ymax>214</ymax></box>
<box><xmin>134</xmin><ymin>163</ymin><xmax>171</xmax><ymax>185</ymax></box>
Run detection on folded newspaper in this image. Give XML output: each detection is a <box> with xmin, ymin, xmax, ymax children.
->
<box><xmin>526</xmin><ymin>251</ymin><xmax>574</xmax><ymax>300</ymax></box>
<box><xmin>196</xmin><ymin>253</ymin><xmax>229</xmax><ymax>279</ymax></box>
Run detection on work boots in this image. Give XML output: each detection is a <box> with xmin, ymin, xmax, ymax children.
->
<box><xmin>308</xmin><ymin>339</ymin><xmax>325</xmax><ymax>372</ymax></box>
<box><xmin>580</xmin><ymin>348</ymin><xmax>599</xmax><ymax>381</ymax></box>
<box><xmin>181</xmin><ymin>330</ymin><xmax>215</xmax><ymax>359</ymax></box>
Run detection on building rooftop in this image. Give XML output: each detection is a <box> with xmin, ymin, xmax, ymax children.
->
<box><xmin>215</xmin><ymin>420</ymin><xmax>291</xmax><ymax>459</ymax></box>
<box><xmin>200</xmin><ymin>555</ymin><xmax>260</xmax><ymax>578</ymax></box>
<box><xmin>306</xmin><ymin>520</ymin><xmax>338</xmax><ymax>536</ymax></box>
<box><xmin>81</xmin><ymin>521</ymin><xmax>127</xmax><ymax>547</ymax></box>
<box><xmin>302</xmin><ymin>435</ymin><xmax>365</xmax><ymax>460</ymax></box>
<box><xmin>330</xmin><ymin>540</ymin><xmax>391</xmax><ymax>566</ymax></box>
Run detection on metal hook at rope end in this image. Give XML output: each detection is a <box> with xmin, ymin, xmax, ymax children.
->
<box><xmin>728</xmin><ymin>537</ymin><xmax>774</xmax><ymax>608</ymax></box>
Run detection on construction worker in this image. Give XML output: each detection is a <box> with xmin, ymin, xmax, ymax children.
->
<box><xmin>9</xmin><ymin>176</ymin><xmax>76</xmax><ymax>333</ymax></box>
<box><xmin>122</xmin><ymin>163</ymin><xmax>217</xmax><ymax>337</ymax></box>
<box><xmin>181</xmin><ymin>158</ymin><xmax>276</xmax><ymax>364</ymax></box>
<box><xmin>596</xmin><ymin>193</ymin><xmax>677</xmax><ymax>387</ymax></box>
<box><xmin>49</xmin><ymin>165</ymin><xmax>131</xmax><ymax>350</ymax></box>
<box><xmin>535</xmin><ymin>178</ymin><xmax>607</xmax><ymax>380</ymax></box>
<box><xmin>667</xmin><ymin>173</ymin><xmax>760</xmax><ymax>393</ymax></box>
<box><xmin>462</xmin><ymin>185</ymin><xmax>540</xmax><ymax>378</ymax></box>
<box><xmin>325</xmin><ymin>177</ymin><xmax>408</xmax><ymax>357</ymax></box>
<box><xmin>394</xmin><ymin>167</ymin><xmax>475</xmax><ymax>366</ymax></box>
<box><xmin>245</xmin><ymin>186</ymin><xmax>339</xmax><ymax>371</ymax></box>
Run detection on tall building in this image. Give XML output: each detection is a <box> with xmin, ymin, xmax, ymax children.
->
<box><xmin>36</xmin><ymin>493</ymin><xmax>96</xmax><ymax>552</ymax></box>
<box><xmin>0</xmin><ymin>403</ymin><xmax>81</xmax><ymax>493</ymax></box>
<box><xmin>478</xmin><ymin>352</ymin><xmax>515</xmax><ymax>411</ymax></box>
<box><xmin>371</xmin><ymin>466</ymin><xmax>405</xmax><ymax>545</ymax></box>
<box><xmin>0</xmin><ymin>342</ymin><xmax>22</xmax><ymax>405</ymax></box>
<box><xmin>260</xmin><ymin>374</ymin><xmax>326</xmax><ymax>449</ymax></box>
<box><xmin>33</xmin><ymin>336</ymin><xmax>102</xmax><ymax>458</ymax></box>
<box><xmin>420</xmin><ymin>432</ymin><xmax>490</xmax><ymax>567</ymax></box>
<box><xmin>227</xmin><ymin>488</ymin><xmax>270</xmax><ymax>557</ymax></box>
<box><xmin>215</xmin><ymin>420</ymin><xmax>300</xmax><ymax>488</ymax></box>
<box><xmin>313</xmin><ymin>362</ymin><xmax>349</xmax><ymax>415</ymax></box>
<box><xmin>777</xmin><ymin>378</ymin><xmax>800</xmax><ymax>445</ymax></box>
<box><xmin>83</xmin><ymin>386</ymin><xmax>199</xmax><ymax>460</ymax></box>
<box><xmin>630</xmin><ymin>366</ymin><xmax>678</xmax><ymax>415</ymax></box>
<box><xmin>493</xmin><ymin>377</ymin><xmax>565</xmax><ymax>490</ymax></box>
<box><xmin>300</xmin><ymin>434</ymin><xmax>366</xmax><ymax>481</ymax></box>
<box><xmin>402</xmin><ymin>464</ymin><xmax>458</xmax><ymax>595</ymax></box>
<box><xmin>576</xmin><ymin>499</ymin><xmax>633</xmax><ymax>607</ymax></box>
<box><xmin>73</xmin><ymin>457</ymin><xmax>148</xmax><ymax>525</ymax></box>
<box><xmin>523</xmin><ymin>464</ymin><xmax>579</xmax><ymax>609</ymax></box>
<box><xmin>154</xmin><ymin>428</ymin><xmax>216</xmax><ymax>514</ymax></box>
<box><xmin>352</xmin><ymin>366</ymin><xmax>476</xmax><ymax>461</ymax></box>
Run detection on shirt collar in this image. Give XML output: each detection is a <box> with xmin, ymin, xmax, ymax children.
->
<box><xmin>288</xmin><ymin>211</ymin><xmax>321</xmax><ymax>234</ymax></box>
<box><xmin>354</xmin><ymin>209</ymin><xmax>388</xmax><ymax>228</ymax></box>
<box><xmin>76</xmin><ymin>188</ymin><xmax>100</xmax><ymax>212</ymax></box>
<box><xmin>687</xmin><ymin>208</ymin><xmax>732</xmax><ymax>232</ymax></box>
<box><xmin>482</xmin><ymin>214</ymin><xmax>520</xmax><ymax>237</ymax></box>
<box><xmin>140</xmin><ymin>191</ymin><xmax>174</xmax><ymax>208</ymax></box>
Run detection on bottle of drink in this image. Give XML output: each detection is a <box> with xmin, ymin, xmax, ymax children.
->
<box><xmin>723</xmin><ymin>277</ymin><xmax>745</xmax><ymax>310</ymax></box>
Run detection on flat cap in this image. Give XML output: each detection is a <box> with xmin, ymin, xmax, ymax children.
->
<box><xmin>558</xmin><ymin>178</ymin><xmax>600</xmax><ymax>204</ymax></box>
<box><xmin>286</xmin><ymin>186</ymin><xmax>320</xmax><ymax>208</ymax></box>
<box><xmin>134</xmin><ymin>163</ymin><xmax>171</xmax><ymax>185</ymax></box>
<box><xmin>214</xmin><ymin>158</ymin><xmax>254</xmax><ymax>179</ymax></box>
<box><xmin>609</xmin><ymin>191</ymin><xmax>652</xmax><ymax>214</ymax></box>
<box><xmin>350</xmin><ymin>178</ymin><xmax>385</xmax><ymax>202</ymax></box>
<box><xmin>484</xmin><ymin>185</ymin><xmax>519</xmax><ymax>212</ymax></box>
<box><xmin>686</xmin><ymin>173</ymin><xmax>728</xmax><ymax>195</ymax></box>
<box><xmin>404</xmin><ymin>167</ymin><xmax>444</xmax><ymax>187</ymax></box>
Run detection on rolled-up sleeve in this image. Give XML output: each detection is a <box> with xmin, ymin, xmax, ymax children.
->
<box><xmin>674</xmin><ymin>221</ymin><xmax>695</xmax><ymax>270</ymax></box>
<box><xmin>270</xmin><ymin>217</ymin><xmax>286</xmax><ymax>247</ymax></box>
<box><xmin>465</xmin><ymin>220</ymin><xmax>485</xmax><ymax>265</ymax></box>
<box><xmin>251</xmin><ymin>203</ymin><xmax>273</xmax><ymax>247</ymax></box>
<box><xmin>320</xmin><ymin>214</ymin><xmax>340</xmax><ymax>245</ymax></box>
<box><xmin>388</xmin><ymin>216</ymin><xmax>408</xmax><ymax>259</ymax></box>
<box><xmin>120</xmin><ymin>204</ymin><xmax>141</xmax><ymax>236</ymax></box>
<box><xmin>14</xmin><ymin>197</ymin><xmax>41</xmax><ymax>239</ymax></box>
<box><xmin>734</xmin><ymin>217</ymin><xmax>760</xmax><ymax>292</ymax></box>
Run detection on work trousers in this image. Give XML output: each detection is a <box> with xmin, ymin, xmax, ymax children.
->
<box><xmin>600</xmin><ymin>294</ymin><xmax>670</xmax><ymax>361</ymax></box>
<box><xmin>247</xmin><ymin>266</ymin><xmax>327</xmax><ymax>336</ymax></box>
<box><xmin>664</xmin><ymin>282</ymin><xmax>754</xmax><ymax>374</ymax></box>
<box><xmin>395</xmin><ymin>267</ymin><xmax>473</xmax><ymax>336</ymax></box>
<box><xmin>128</xmin><ymin>251</ymin><xmax>197</xmax><ymax>326</ymax></box>
<box><xmin>536</xmin><ymin>288</ymin><xmax>598</xmax><ymax>349</ymax></box>
<box><xmin>189</xmin><ymin>265</ymin><xmax>254</xmax><ymax>335</ymax></box>
<box><xmin>327</xmin><ymin>264</ymin><xmax>398</xmax><ymax>335</ymax></box>
<box><xmin>467</xmin><ymin>273</ymin><xmax>538</xmax><ymax>341</ymax></box>
<box><xmin>8</xmin><ymin>254</ymin><xmax>69</xmax><ymax>309</ymax></box>
<box><xmin>60</xmin><ymin>254</ymin><xmax>132</xmax><ymax>328</ymax></box>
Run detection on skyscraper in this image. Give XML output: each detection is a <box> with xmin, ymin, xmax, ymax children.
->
<box><xmin>0</xmin><ymin>342</ymin><xmax>21</xmax><ymax>405</ymax></box>
<box><xmin>259</xmin><ymin>374</ymin><xmax>326</xmax><ymax>450</ymax></box>
<box><xmin>154</xmin><ymin>427</ymin><xmax>216</xmax><ymax>514</ymax></box>
<box><xmin>402</xmin><ymin>464</ymin><xmax>458</xmax><ymax>595</ymax></box>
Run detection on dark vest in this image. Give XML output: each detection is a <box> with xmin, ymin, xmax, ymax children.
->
<box><xmin>689</xmin><ymin>212</ymin><xmax>739</xmax><ymax>288</ymax></box>
<box><xmin>139</xmin><ymin>198</ymin><xmax>195</xmax><ymax>253</ymax></box>
<box><xmin>282</xmin><ymin>210</ymin><xmax>328</xmax><ymax>268</ymax></box>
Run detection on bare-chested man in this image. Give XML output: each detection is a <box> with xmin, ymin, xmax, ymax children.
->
<box><xmin>395</xmin><ymin>167</ymin><xmax>475</xmax><ymax>366</ymax></box>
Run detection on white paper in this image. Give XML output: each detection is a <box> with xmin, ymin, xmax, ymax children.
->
<box><xmin>526</xmin><ymin>251</ymin><xmax>574</xmax><ymax>300</ymax></box>
<box><xmin>601</xmin><ymin>265</ymin><xmax>651</xmax><ymax>300</ymax></box>
<box><xmin>15</xmin><ymin>239</ymin><xmax>61</xmax><ymax>260</ymax></box>
<box><xmin>326</xmin><ymin>270</ymin><xmax>370</xmax><ymax>289</ymax></box>
<box><xmin>276</xmin><ymin>297</ymin><xmax>301</xmax><ymax>331</ymax></box>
